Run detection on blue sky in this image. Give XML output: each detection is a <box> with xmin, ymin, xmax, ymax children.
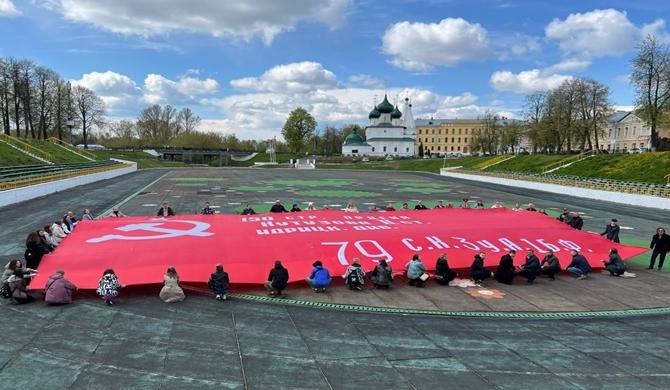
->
<box><xmin>1</xmin><ymin>0</ymin><xmax>669</xmax><ymax>139</ymax></box>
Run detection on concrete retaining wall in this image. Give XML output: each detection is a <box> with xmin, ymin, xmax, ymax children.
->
<box><xmin>0</xmin><ymin>163</ymin><xmax>137</xmax><ymax>207</ymax></box>
<box><xmin>441</xmin><ymin>169</ymin><xmax>670</xmax><ymax>210</ymax></box>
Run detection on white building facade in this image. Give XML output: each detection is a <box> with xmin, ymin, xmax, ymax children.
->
<box><xmin>342</xmin><ymin>95</ymin><xmax>416</xmax><ymax>157</ymax></box>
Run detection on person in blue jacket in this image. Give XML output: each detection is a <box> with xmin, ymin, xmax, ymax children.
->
<box><xmin>566</xmin><ymin>250</ymin><xmax>592</xmax><ymax>280</ymax></box>
<box><xmin>306</xmin><ymin>260</ymin><xmax>331</xmax><ymax>293</ymax></box>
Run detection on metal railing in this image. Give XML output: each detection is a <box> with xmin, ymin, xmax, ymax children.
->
<box><xmin>0</xmin><ymin>163</ymin><xmax>129</xmax><ymax>191</ymax></box>
<box><xmin>47</xmin><ymin>137</ymin><xmax>97</xmax><ymax>160</ymax></box>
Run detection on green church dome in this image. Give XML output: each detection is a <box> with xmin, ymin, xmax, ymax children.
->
<box><xmin>376</xmin><ymin>94</ymin><xmax>395</xmax><ymax>114</ymax></box>
<box><xmin>369</xmin><ymin>106</ymin><xmax>381</xmax><ymax>119</ymax></box>
<box><xmin>391</xmin><ymin>105</ymin><xmax>402</xmax><ymax>119</ymax></box>
<box><xmin>343</xmin><ymin>129</ymin><xmax>366</xmax><ymax>145</ymax></box>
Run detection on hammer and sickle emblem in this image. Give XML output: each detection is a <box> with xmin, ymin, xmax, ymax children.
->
<box><xmin>87</xmin><ymin>220</ymin><xmax>214</xmax><ymax>243</ymax></box>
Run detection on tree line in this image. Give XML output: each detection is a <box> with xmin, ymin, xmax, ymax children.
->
<box><xmin>0</xmin><ymin>57</ymin><xmax>105</xmax><ymax>147</ymax></box>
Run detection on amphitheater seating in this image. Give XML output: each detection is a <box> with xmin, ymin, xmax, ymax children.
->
<box><xmin>455</xmin><ymin>168</ymin><xmax>670</xmax><ymax>199</ymax></box>
<box><xmin>0</xmin><ymin>160</ymin><xmax>125</xmax><ymax>190</ymax></box>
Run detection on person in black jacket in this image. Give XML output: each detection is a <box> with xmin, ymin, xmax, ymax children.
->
<box><xmin>518</xmin><ymin>249</ymin><xmax>541</xmax><ymax>284</ymax></box>
<box><xmin>494</xmin><ymin>249</ymin><xmax>516</xmax><ymax>285</ymax></box>
<box><xmin>601</xmin><ymin>219</ymin><xmax>621</xmax><ymax>243</ymax></box>
<box><xmin>290</xmin><ymin>204</ymin><xmax>302</xmax><ymax>212</ymax></box>
<box><xmin>541</xmin><ymin>250</ymin><xmax>561</xmax><ymax>280</ymax></box>
<box><xmin>264</xmin><ymin>260</ymin><xmax>289</xmax><ymax>297</ymax></box>
<box><xmin>569</xmin><ymin>214</ymin><xmax>584</xmax><ymax>230</ymax></box>
<box><xmin>435</xmin><ymin>253</ymin><xmax>457</xmax><ymax>285</ymax></box>
<box><xmin>470</xmin><ymin>253</ymin><xmax>493</xmax><ymax>284</ymax></box>
<box><xmin>270</xmin><ymin>200</ymin><xmax>289</xmax><ymax>213</ymax></box>
<box><xmin>414</xmin><ymin>201</ymin><xmax>428</xmax><ymax>210</ymax></box>
<box><xmin>648</xmin><ymin>227</ymin><xmax>670</xmax><ymax>270</ymax></box>
<box><xmin>24</xmin><ymin>231</ymin><xmax>52</xmax><ymax>270</ymax></box>
<box><xmin>208</xmin><ymin>264</ymin><xmax>230</xmax><ymax>301</ymax></box>
<box><xmin>157</xmin><ymin>202</ymin><xmax>175</xmax><ymax>217</ymax></box>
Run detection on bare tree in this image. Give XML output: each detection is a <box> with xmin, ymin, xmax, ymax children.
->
<box><xmin>523</xmin><ymin>92</ymin><xmax>548</xmax><ymax>153</ymax></box>
<box><xmin>72</xmin><ymin>85</ymin><xmax>105</xmax><ymax>148</ymax></box>
<box><xmin>631</xmin><ymin>35</ymin><xmax>670</xmax><ymax>150</ymax></box>
<box><xmin>177</xmin><ymin>107</ymin><xmax>201</xmax><ymax>134</ymax></box>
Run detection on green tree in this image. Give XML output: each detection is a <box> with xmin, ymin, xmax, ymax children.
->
<box><xmin>281</xmin><ymin>107</ymin><xmax>316</xmax><ymax>154</ymax></box>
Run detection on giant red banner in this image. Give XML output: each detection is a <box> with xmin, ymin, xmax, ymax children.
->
<box><xmin>32</xmin><ymin>209</ymin><xmax>647</xmax><ymax>289</ymax></box>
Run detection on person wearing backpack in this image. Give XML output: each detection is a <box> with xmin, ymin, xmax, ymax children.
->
<box><xmin>371</xmin><ymin>259</ymin><xmax>393</xmax><ymax>289</ymax></box>
<box><xmin>343</xmin><ymin>258</ymin><xmax>366</xmax><ymax>291</ymax></box>
<box><xmin>208</xmin><ymin>264</ymin><xmax>230</xmax><ymax>301</ymax></box>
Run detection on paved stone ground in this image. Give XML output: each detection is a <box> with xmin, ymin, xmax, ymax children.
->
<box><xmin>1</xmin><ymin>293</ymin><xmax>670</xmax><ymax>389</ymax></box>
<box><xmin>2</xmin><ymin>167</ymin><xmax>670</xmax><ymax>388</ymax></box>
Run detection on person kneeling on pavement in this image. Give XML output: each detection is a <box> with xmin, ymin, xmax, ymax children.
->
<box><xmin>435</xmin><ymin>253</ymin><xmax>457</xmax><ymax>285</ymax></box>
<box><xmin>264</xmin><ymin>260</ymin><xmax>289</xmax><ymax>297</ymax></box>
<box><xmin>567</xmin><ymin>250</ymin><xmax>592</xmax><ymax>280</ymax></box>
<box><xmin>518</xmin><ymin>249</ymin><xmax>541</xmax><ymax>284</ymax></box>
<box><xmin>602</xmin><ymin>248</ymin><xmax>626</xmax><ymax>277</ymax></box>
<box><xmin>406</xmin><ymin>254</ymin><xmax>427</xmax><ymax>287</ymax></box>
<box><xmin>370</xmin><ymin>259</ymin><xmax>393</xmax><ymax>289</ymax></box>
<box><xmin>208</xmin><ymin>264</ymin><xmax>230</xmax><ymax>301</ymax></box>
<box><xmin>540</xmin><ymin>250</ymin><xmax>561</xmax><ymax>280</ymax></box>
<box><xmin>344</xmin><ymin>258</ymin><xmax>366</xmax><ymax>291</ymax></box>
<box><xmin>8</xmin><ymin>269</ymin><xmax>35</xmax><ymax>305</ymax></box>
<box><xmin>44</xmin><ymin>269</ymin><xmax>77</xmax><ymax>305</ymax></box>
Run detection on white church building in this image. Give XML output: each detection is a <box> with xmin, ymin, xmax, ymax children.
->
<box><xmin>342</xmin><ymin>95</ymin><xmax>416</xmax><ymax>157</ymax></box>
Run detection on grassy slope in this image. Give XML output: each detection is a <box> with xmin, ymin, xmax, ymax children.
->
<box><xmin>90</xmin><ymin>150</ymin><xmax>187</xmax><ymax>169</ymax></box>
<box><xmin>28</xmin><ymin>140</ymin><xmax>91</xmax><ymax>163</ymax></box>
<box><xmin>228</xmin><ymin>152</ymin><xmax>301</xmax><ymax>167</ymax></box>
<box><xmin>485</xmin><ymin>155</ymin><xmax>570</xmax><ymax>173</ymax></box>
<box><xmin>555</xmin><ymin>153</ymin><xmax>670</xmax><ymax>184</ymax></box>
<box><xmin>319</xmin><ymin>156</ymin><xmax>498</xmax><ymax>172</ymax></box>
<box><xmin>0</xmin><ymin>142</ymin><xmax>42</xmax><ymax>165</ymax></box>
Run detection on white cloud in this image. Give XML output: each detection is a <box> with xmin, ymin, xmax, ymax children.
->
<box><xmin>544</xmin><ymin>58</ymin><xmax>591</xmax><ymax>73</ymax></box>
<box><xmin>0</xmin><ymin>0</ymin><xmax>20</xmax><ymax>17</ymax></box>
<box><xmin>545</xmin><ymin>9</ymin><xmax>670</xmax><ymax>57</ymax></box>
<box><xmin>73</xmin><ymin>70</ymin><xmax>219</xmax><ymax>113</ymax></box>
<box><xmin>143</xmin><ymin>74</ymin><xmax>219</xmax><ymax>105</ymax></box>
<box><xmin>347</xmin><ymin>74</ymin><xmax>383</xmax><ymax>89</ymax></box>
<box><xmin>230</xmin><ymin>61</ymin><xmax>338</xmax><ymax>93</ymax></box>
<box><xmin>490</xmin><ymin>69</ymin><xmax>572</xmax><ymax>94</ymax></box>
<box><xmin>382</xmin><ymin>18</ymin><xmax>491</xmax><ymax>71</ymax></box>
<box><xmin>42</xmin><ymin>0</ymin><xmax>350</xmax><ymax>45</ymax></box>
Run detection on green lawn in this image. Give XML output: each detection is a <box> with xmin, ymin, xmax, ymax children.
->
<box><xmin>0</xmin><ymin>142</ymin><xmax>43</xmax><ymax>166</ymax></box>
<box><xmin>485</xmin><ymin>155</ymin><xmax>572</xmax><ymax>173</ymax></box>
<box><xmin>555</xmin><ymin>153</ymin><xmax>670</xmax><ymax>184</ymax></box>
<box><xmin>319</xmin><ymin>156</ymin><xmax>499</xmax><ymax>172</ymax></box>
<box><xmin>227</xmin><ymin>152</ymin><xmax>301</xmax><ymax>167</ymax></box>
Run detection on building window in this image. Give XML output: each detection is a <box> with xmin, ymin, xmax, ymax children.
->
<box><xmin>383</xmin><ymin>146</ymin><xmax>387</xmax><ymax>152</ymax></box>
<box><xmin>464</xmin><ymin>138</ymin><xmax>468</xmax><ymax>143</ymax></box>
<box><xmin>450</xmin><ymin>146</ymin><xmax>454</xmax><ymax>151</ymax></box>
<box><xmin>352</xmin><ymin>149</ymin><xmax>358</xmax><ymax>154</ymax></box>
<box><xmin>633</xmin><ymin>126</ymin><xmax>636</xmax><ymax>135</ymax></box>
<box><xmin>394</xmin><ymin>147</ymin><xmax>397</xmax><ymax>152</ymax></box>
<box><xmin>431</xmin><ymin>138</ymin><xmax>434</xmax><ymax>143</ymax></box>
<box><xmin>432</xmin><ymin>129</ymin><xmax>435</xmax><ymax>134</ymax></box>
<box><xmin>406</xmin><ymin>148</ymin><xmax>409</xmax><ymax>152</ymax></box>
<box><xmin>418</xmin><ymin>129</ymin><xmax>422</xmax><ymax>135</ymax></box>
<box><xmin>625</xmin><ymin>127</ymin><xmax>628</xmax><ymax>136</ymax></box>
<box><xmin>445</xmin><ymin>137</ymin><xmax>448</xmax><ymax>143</ymax></box>
<box><xmin>437</xmin><ymin>145</ymin><xmax>441</xmax><ymax>151</ymax></box>
<box><xmin>451</xmin><ymin>137</ymin><xmax>455</xmax><ymax>143</ymax></box>
<box><xmin>439</xmin><ymin>129</ymin><xmax>442</xmax><ymax>134</ymax></box>
<box><xmin>458</xmin><ymin>129</ymin><xmax>462</xmax><ymax>134</ymax></box>
<box><xmin>457</xmin><ymin>146</ymin><xmax>461</xmax><ymax>151</ymax></box>
<box><xmin>458</xmin><ymin>137</ymin><xmax>461</xmax><ymax>143</ymax></box>
<box><xmin>372</xmin><ymin>147</ymin><xmax>375</xmax><ymax>152</ymax></box>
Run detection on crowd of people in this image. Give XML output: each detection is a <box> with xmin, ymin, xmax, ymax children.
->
<box><xmin>2</xmin><ymin>199</ymin><xmax>668</xmax><ymax>307</ymax></box>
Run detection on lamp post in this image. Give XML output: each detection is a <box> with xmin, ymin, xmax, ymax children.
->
<box><xmin>67</xmin><ymin>117</ymin><xmax>74</xmax><ymax>145</ymax></box>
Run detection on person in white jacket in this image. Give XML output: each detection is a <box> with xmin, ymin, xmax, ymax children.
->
<box><xmin>51</xmin><ymin>221</ymin><xmax>67</xmax><ymax>244</ymax></box>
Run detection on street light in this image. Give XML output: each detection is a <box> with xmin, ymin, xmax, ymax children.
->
<box><xmin>67</xmin><ymin>117</ymin><xmax>75</xmax><ymax>145</ymax></box>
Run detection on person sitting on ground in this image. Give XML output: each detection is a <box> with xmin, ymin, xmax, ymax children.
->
<box><xmin>602</xmin><ymin>248</ymin><xmax>626</xmax><ymax>277</ymax></box>
<box><xmin>160</xmin><ymin>266</ymin><xmax>186</xmax><ymax>303</ymax></box>
<box><xmin>648</xmin><ymin>227</ymin><xmax>670</xmax><ymax>270</ymax></box>
<box><xmin>66</xmin><ymin>211</ymin><xmax>77</xmax><ymax>230</ymax></box>
<box><xmin>109</xmin><ymin>207</ymin><xmax>127</xmax><ymax>218</ymax></box>
<box><xmin>370</xmin><ymin>259</ymin><xmax>393</xmax><ymax>289</ymax></box>
<box><xmin>518</xmin><ymin>248</ymin><xmax>541</xmax><ymax>284</ymax></box>
<box><xmin>566</xmin><ymin>250</ymin><xmax>592</xmax><ymax>280</ymax></box>
<box><xmin>538</xmin><ymin>209</ymin><xmax>548</xmax><ymax>215</ymax></box>
<box><xmin>2</xmin><ymin>260</ymin><xmax>36</xmax><ymax>285</ymax></box>
<box><xmin>569</xmin><ymin>213</ymin><xmax>584</xmax><ymax>230</ymax></box>
<box><xmin>306</xmin><ymin>260</ymin><xmax>331</xmax><ymax>292</ymax></box>
<box><xmin>474</xmin><ymin>199</ymin><xmax>485</xmax><ymax>209</ymax></box>
<box><xmin>406</xmin><ymin>254</ymin><xmax>427</xmax><ymax>287</ymax></box>
<box><xmin>460</xmin><ymin>198</ymin><xmax>470</xmax><ymax>208</ymax></box>
<box><xmin>201</xmin><ymin>202</ymin><xmax>215</xmax><ymax>215</ymax></box>
<box><xmin>558</xmin><ymin>208</ymin><xmax>571</xmax><ymax>223</ymax></box>
<box><xmin>540</xmin><ymin>249</ymin><xmax>561</xmax><ymax>280</ymax></box>
<box><xmin>81</xmin><ymin>208</ymin><xmax>95</xmax><ymax>221</ymax></box>
<box><xmin>369</xmin><ymin>204</ymin><xmax>379</xmax><ymax>212</ymax></box>
<box><xmin>343</xmin><ymin>258</ymin><xmax>366</xmax><ymax>291</ymax></box>
<box><xmin>157</xmin><ymin>202</ymin><xmax>175</xmax><ymax>217</ymax></box>
<box><xmin>435</xmin><ymin>253</ymin><xmax>457</xmax><ymax>285</ymax></box>
<box><xmin>40</xmin><ymin>227</ymin><xmax>58</xmax><ymax>249</ymax></box>
<box><xmin>470</xmin><ymin>252</ymin><xmax>493</xmax><ymax>284</ymax></box>
<box><xmin>97</xmin><ymin>269</ymin><xmax>123</xmax><ymax>305</ymax></box>
<box><xmin>264</xmin><ymin>260</ymin><xmax>289</xmax><ymax>297</ymax></box>
<box><xmin>8</xmin><ymin>269</ymin><xmax>34</xmax><ymax>305</ymax></box>
<box><xmin>241</xmin><ymin>204</ymin><xmax>256</xmax><ymax>215</ymax></box>
<box><xmin>290</xmin><ymin>203</ymin><xmax>302</xmax><ymax>212</ymax></box>
<box><xmin>270</xmin><ymin>200</ymin><xmax>289</xmax><ymax>213</ymax></box>
<box><xmin>491</xmin><ymin>201</ymin><xmax>504</xmax><ymax>208</ymax></box>
<box><xmin>321</xmin><ymin>205</ymin><xmax>330</xmax><ymax>210</ymax></box>
<box><xmin>525</xmin><ymin>203</ymin><xmax>537</xmax><ymax>212</ymax></box>
<box><xmin>44</xmin><ymin>269</ymin><xmax>77</xmax><ymax>305</ymax></box>
<box><xmin>208</xmin><ymin>264</ymin><xmax>230</xmax><ymax>301</ymax></box>
<box><xmin>306</xmin><ymin>202</ymin><xmax>317</xmax><ymax>211</ymax></box>
<box><xmin>435</xmin><ymin>200</ymin><xmax>446</xmax><ymax>209</ymax></box>
<box><xmin>511</xmin><ymin>202</ymin><xmax>521</xmax><ymax>211</ymax></box>
<box><xmin>414</xmin><ymin>201</ymin><xmax>428</xmax><ymax>210</ymax></box>
<box><xmin>344</xmin><ymin>202</ymin><xmax>358</xmax><ymax>212</ymax></box>
<box><xmin>601</xmin><ymin>218</ymin><xmax>621</xmax><ymax>243</ymax></box>
<box><xmin>385</xmin><ymin>202</ymin><xmax>396</xmax><ymax>211</ymax></box>
<box><xmin>494</xmin><ymin>249</ymin><xmax>516</xmax><ymax>285</ymax></box>
<box><xmin>60</xmin><ymin>216</ymin><xmax>72</xmax><ymax>235</ymax></box>
<box><xmin>25</xmin><ymin>231</ymin><xmax>52</xmax><ymax>269</ymax></box>
<box><xmin>400</xmin><ymin>203</ymin><xmax>410</xmax><ymax>210</ymax></box>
